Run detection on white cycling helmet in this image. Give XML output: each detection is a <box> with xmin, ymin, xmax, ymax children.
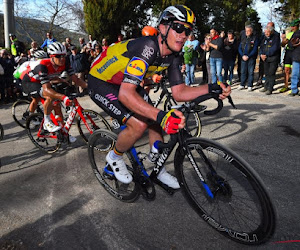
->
<box><xmin>47</xmin><ymin>42</ymin><xmax>67</xmax><ymax>55</ymax></box>
<box><xmin>33</xmin><ymin>50</ymin><xmax>48</xmax><ymax>59</ymax></box>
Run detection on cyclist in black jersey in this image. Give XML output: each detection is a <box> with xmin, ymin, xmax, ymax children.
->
<box><xmin>88</xmin><ymin>5</ymin><xmax>231</xmax><ymax>188</ymax></box>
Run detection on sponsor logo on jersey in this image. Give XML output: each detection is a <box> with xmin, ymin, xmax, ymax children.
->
<box><xmin>123</xmin><ymin>77</ymin><xmax>139</xmax><ymax>85</ymax></box>
<box><xmin>97</xmin><ymin>56</ymin><xmax>118</xmax><ymax>74</ymax></box>
<box><xmin>142</xmin><ymin>45</ymin><xmax>154</xmax><ymax>59</ymax></box>
<box><xmin>124</xmin><ymin>57</ymin><xmax>148</xmax><ymax>81</ymax></box>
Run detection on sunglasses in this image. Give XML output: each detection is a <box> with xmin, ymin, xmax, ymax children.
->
<box><xmin>54</xmin><ymin>55</ymin><xmax>66</xmax><ymax>59</ymax></box>
<box><xmin>171</xmin><ymin>22</ymin><xmax>192</xmax><ymax>36</ymax></box>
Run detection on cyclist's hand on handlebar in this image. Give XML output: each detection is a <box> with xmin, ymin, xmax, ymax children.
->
<box><xmin>62</xmin><ymin>95</ymin><xmax>73</xmax><ymax>106</ymax></box>
<box><xmin>156</xmin><ymin>109</ymin><xmax>185</xmax><ymax>134</ymax></box>
<box><xmin>208</xmin><ymin>82</ymin><xmax>231</xmax><ymax>100</ymax></box>
<box><xmin>152</xmin><ymin>74</ymin><xmax>162</xmax><ymax>84</ymax></box>
<box><xmin>219</xmin><ymin>82</ymin><xmax>231</xmax><ymax>100</ymax></box>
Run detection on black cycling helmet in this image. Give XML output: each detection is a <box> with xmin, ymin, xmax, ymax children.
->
<box><xmin>158</xmin><ymin>5</ymin><xmax>196</xmax><ymax>54</ymax></box>
<box><xmin>158</xmin><ymin>5</ymin><xmax>196</xmax><ymax>29</ymax></box>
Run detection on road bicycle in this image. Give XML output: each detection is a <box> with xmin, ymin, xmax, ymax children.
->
<box><xmin>0</xmin><ymin>123</ymin><xmax>3</xmax><ymax>141</ymax></box>
<box><xmin>87</xmin><ymin>92</ymin><xmax>276</xmax><ymax>245</ymax></box>
<box><xmin>26</xmin><ymin>92</ymin><xmax>111</xmax><ymax>153</ymax></box>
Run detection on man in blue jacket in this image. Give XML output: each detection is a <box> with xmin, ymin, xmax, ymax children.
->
<box><xmin>40</xmin><ymin>32</ymin><xmax>56</xmax><ymax>49</ymax></box>
<box><xmin>238</xmin><ymin>25</ymin><xmax>259</xmax><ymax>91</ymax></box>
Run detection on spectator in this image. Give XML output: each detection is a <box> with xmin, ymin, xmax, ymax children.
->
<box><xmin>200</xmin><ymin>34</ymin><xmax>212</xmax><ymax>84</ymax></box>
<box><xmin>183</xmin><ymin>33</ymin><xmax>199</xmax><ymax>85</ymax></box>
<box><xmin>257</xmin><ymin>22</ymin><xmax>280</xmax><ymax>86</ymax></box>
<box><xmin>280</xmin><ymin>20</ymin><xmax>299</xmax><ymax>93</ymax></box>
<box><xmin>208</xmin><ymin>28</ymin><xmax>223</xmax><ymax>84</ymax></box>
<box><xmin>222</xmin><ymin>30</ymin><xmax>238</xmax><ymax>85</ymax></box>
<box><xmin>79</xmin><ymin>37</ymin><xmax>86</xmax><ymax>49</ymax></box>
<box><xmin>29</xmin><ymin>41</ymin><xmax>39</xmax><ymax>57</ymax></box>
<box><xmin>88</xmin><ymin>34</ymin><xmax>98</xmax><ymax>49</ymax></box>
<box><xmin>94</xmin><ymin>44</ymin><xmax>101</xmax><ymax>56</ymax></box>
<box><xmin>40</xmin><ymin>32</ymin><xmax>56</xmax><ymax>49</ymax></box>
<box><xmin>238</xmin><ymin>25</ymin><xmax>259</xmax><ymax>91</ymax></box>
<box><xmin>69</xmin><ymin>46</ymin><xmax>89</xmax><ymax>93</ymax></box>
<box><xmin>65</xmin><ymin>37</ymin><xmax>74</xmax><ymax>48</ymax></box>
<box><xmin>0</xmin><ymin>49</ymin><xmax>17</xmax><ymax>102</ymax></box>
<box><xmin>259</xmin><ymin>26</ymin><xmax>281</xmax><ymax>95</ymax></box>
<box><xmin>102</xmin><ymin>38</ymin><xmax>109</xmax><ymax>52</ymax></box>
<box><xmin>288</xmin><ymin>20</ymin><xmax>300</xmax><ymax>96</ymax></box>
<box><xmin>115</xmin><ymin>34</ymin><xmax>124</xmax><ymax>44</ymax></box>
<box><xmin>9</xmin><ymin>34</ymin><xmax>25</xmax><ymax>56</ymax></box>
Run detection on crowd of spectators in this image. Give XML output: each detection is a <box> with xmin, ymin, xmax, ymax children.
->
<box><xmin>1</xmin><ymin>19</ymin><xmax>300</xmax><ymax>104</ymax></box>
<box><xmin>186</xmin><ymin>19</ymin><xmax>300</xmax><ymax>96</ymax></box>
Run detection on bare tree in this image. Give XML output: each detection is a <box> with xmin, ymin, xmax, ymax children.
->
<box><xmin>14</xmin><ymin>0</ymin><xmax>85</xmax><ymax>45</ymax></box>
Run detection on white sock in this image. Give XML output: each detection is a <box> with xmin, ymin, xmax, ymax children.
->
<box><xmin>109</xmin><ymin>150</ymin><xmax>123</xmax><ymax>161</ymax></box>
<box><xmin>44</xmin><ymin>115</ymin><xmax>51</xmax><ymax>123</ymax></box>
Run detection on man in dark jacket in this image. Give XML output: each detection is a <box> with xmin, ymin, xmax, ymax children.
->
<box><xmin>69</xmin><ymin>46</ymin><xmax>89</xmax><ymax>93</ymax></box>
<box><xmin>238</xmin><ymin>25</ymin><xmax>259</xmax><ymax>91</ymax></box>
<box><xmin>222</xmin><ymin>30</ymin><xmax>238</xmax><ymax>85</ymax></box>
<box><xmin>259</xmin><ymin>26</ymin><xmax>281</xmax><ymax>95</ymax></box>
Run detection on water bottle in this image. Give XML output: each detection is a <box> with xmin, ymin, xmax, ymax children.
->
<box><xmin>148</xmin><ymin>140</ymin><xmax>160</xmax><ymax>163</ymax></box>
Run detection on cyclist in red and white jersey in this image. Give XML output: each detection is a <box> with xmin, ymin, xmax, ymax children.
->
<box><xmin>88</xmin><ymin>5</ymin><xmax>231</xmax><ymax>188</ymax></box>
<box><xmin>21</xmin><ymin>42</ymin><xmax>88</xmax><ymax>132</ymax></box>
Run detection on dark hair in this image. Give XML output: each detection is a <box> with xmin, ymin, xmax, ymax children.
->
<box><xmin>227</xmin><ymin>30</ymin><xmax>234</xmax><ymax>35</ymax></box>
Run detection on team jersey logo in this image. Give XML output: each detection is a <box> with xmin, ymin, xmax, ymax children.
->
<box><xmin>124</xmin><ymin>57</ymin><xmax>148</xmax><ymax>81</ymax></box>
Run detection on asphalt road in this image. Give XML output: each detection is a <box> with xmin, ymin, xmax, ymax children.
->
<box><xmin>0</xmin><ymin>81</ymin><xmax>300</xmax><ymax>249</ymax></box>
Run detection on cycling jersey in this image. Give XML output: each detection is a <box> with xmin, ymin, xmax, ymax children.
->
<box><xmin>89</xmin><ymin>36</ymin><xmax>183</xmax><ymax>87</ymax></box>
<box><xmin>21</xmin><ymin>58</ymin><xmax>74</xmax><ymax>84</ymax></box>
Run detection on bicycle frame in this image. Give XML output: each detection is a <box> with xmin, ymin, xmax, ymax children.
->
<box><xmin>36</xmin><ymin>98</ymin><xmax>98</xmax><ymax>140</ymax></box>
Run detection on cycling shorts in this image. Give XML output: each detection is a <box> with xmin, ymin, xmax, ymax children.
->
<box><xmin>21</xmin><ymin>81</ymin><xmax>43</xmax><ymax>98</ymax></box>
<box><xmin>284</xmin><ymin>50</ymin><xmax>293</xmax><ymax>68</ymax></box>
<box><xmin>88</xmin><ymin>75</ymin><xmax>152</xmax><ymax>125</ymax></box>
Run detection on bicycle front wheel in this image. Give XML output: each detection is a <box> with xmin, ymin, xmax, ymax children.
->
<box><xmin>88</xmin><ymin>129</ymin><xmax>140</xmax><ymax>202</ymax></box>
<box><xmin>12</xmin><ymin>99</ymin><xmax>31</xmax><ymax>128</ymax></box>
<box><xmin>26</xmin><ymin>113</ymin><xmax>61</xmax><ymax>154</ymax></box>
<box><xmin>77</xmin><ymin>109</ymin><xmax>111</xmax><ymax>143</ymax></box>
<box><xmin>174</xmin><ymin>137</ymin><xmax>276</xmax><ymax>245</ymax></box>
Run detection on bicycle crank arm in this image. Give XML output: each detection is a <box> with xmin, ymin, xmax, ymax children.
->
<box><xmin>150</xmin><ymin>175</ymin><xmax>177</xmax><ymax>195</ymax></box>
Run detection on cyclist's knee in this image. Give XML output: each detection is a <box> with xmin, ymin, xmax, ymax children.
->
<box><xmin>126</xmin><ymin>117</ymin><xmax>148</xmax><ymax>136</ymax></box>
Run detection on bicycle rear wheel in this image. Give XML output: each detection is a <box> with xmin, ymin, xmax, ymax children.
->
<box><xmin>174</xmin><ymin>137</ymin><xmax>276</xmax><ymax>245</ymax></box>
<box><xmin>88</xmin><ymin>129</ymin><xmax>140</xmax><ymax>202</ymax></box>
<box><xmin>12</xmin><ymin>99</ymin><xmax>31</xmax><ymax>128</ymax></box>
<box><xmin>26</xmin><ymin>113</ymin><xmax>61</xmax><ymax>153</ymax></box>
<box><xmin>77</xmin><ymin>109</ymin><xmax>111</xmax><ymax>143</ymax></box>
<box><xmin>163</xmin><ymin>97</ymin><xmax>202</xmax><ymax>137</ymax></box>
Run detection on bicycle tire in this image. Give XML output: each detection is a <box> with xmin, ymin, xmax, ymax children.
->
<box><xmin>174</xmin><ymin>137</ymin><xmax>276</xmax><ymax>245</ymax></box>
<box><xmin>77</xmin><ymin>109</ymin><xmax>111</xmax><ymax>143</ymax></box>
<box><xmin>26</xmin><ymin>113</ymin><xmax>61</xmax><ymax>154</ymax></box>
<box><xmin>88</xmin><ymin>129</ymin><xmax>140</xmax><ymax>202</ymax></box>
<box><xmin>0</xmin><ymin>123</ymin><xmax>3</xmax><ymax>140</ymax></box>
<box><xmin>163</xmin><ymin>96</ymin><xmax>202</xmax><ymax>137</ymax></box>
<box><xmin>12</xmin><ymin>99</ymin><xmax>31</xmax><ymax>128</ymax></box>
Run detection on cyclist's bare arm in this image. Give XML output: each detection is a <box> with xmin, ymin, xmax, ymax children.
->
<box><xmin>119</xmin><ymin>82</ymin><xmax>185</xmax><ymax>129</ymax></box>
<box><xmin>42</xmin><ymin>82</ymin><xmax>65</xmax><ymax>100</ymax></box>
<box><xmin>70</xmin><ymin>74</ymin><xmax>88</xmax><ymax>89</ymax></box>
<box><xmin>171</xmin><ymin>82</ymin><xmax>231</xmax><ymax>102</ymax></box>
